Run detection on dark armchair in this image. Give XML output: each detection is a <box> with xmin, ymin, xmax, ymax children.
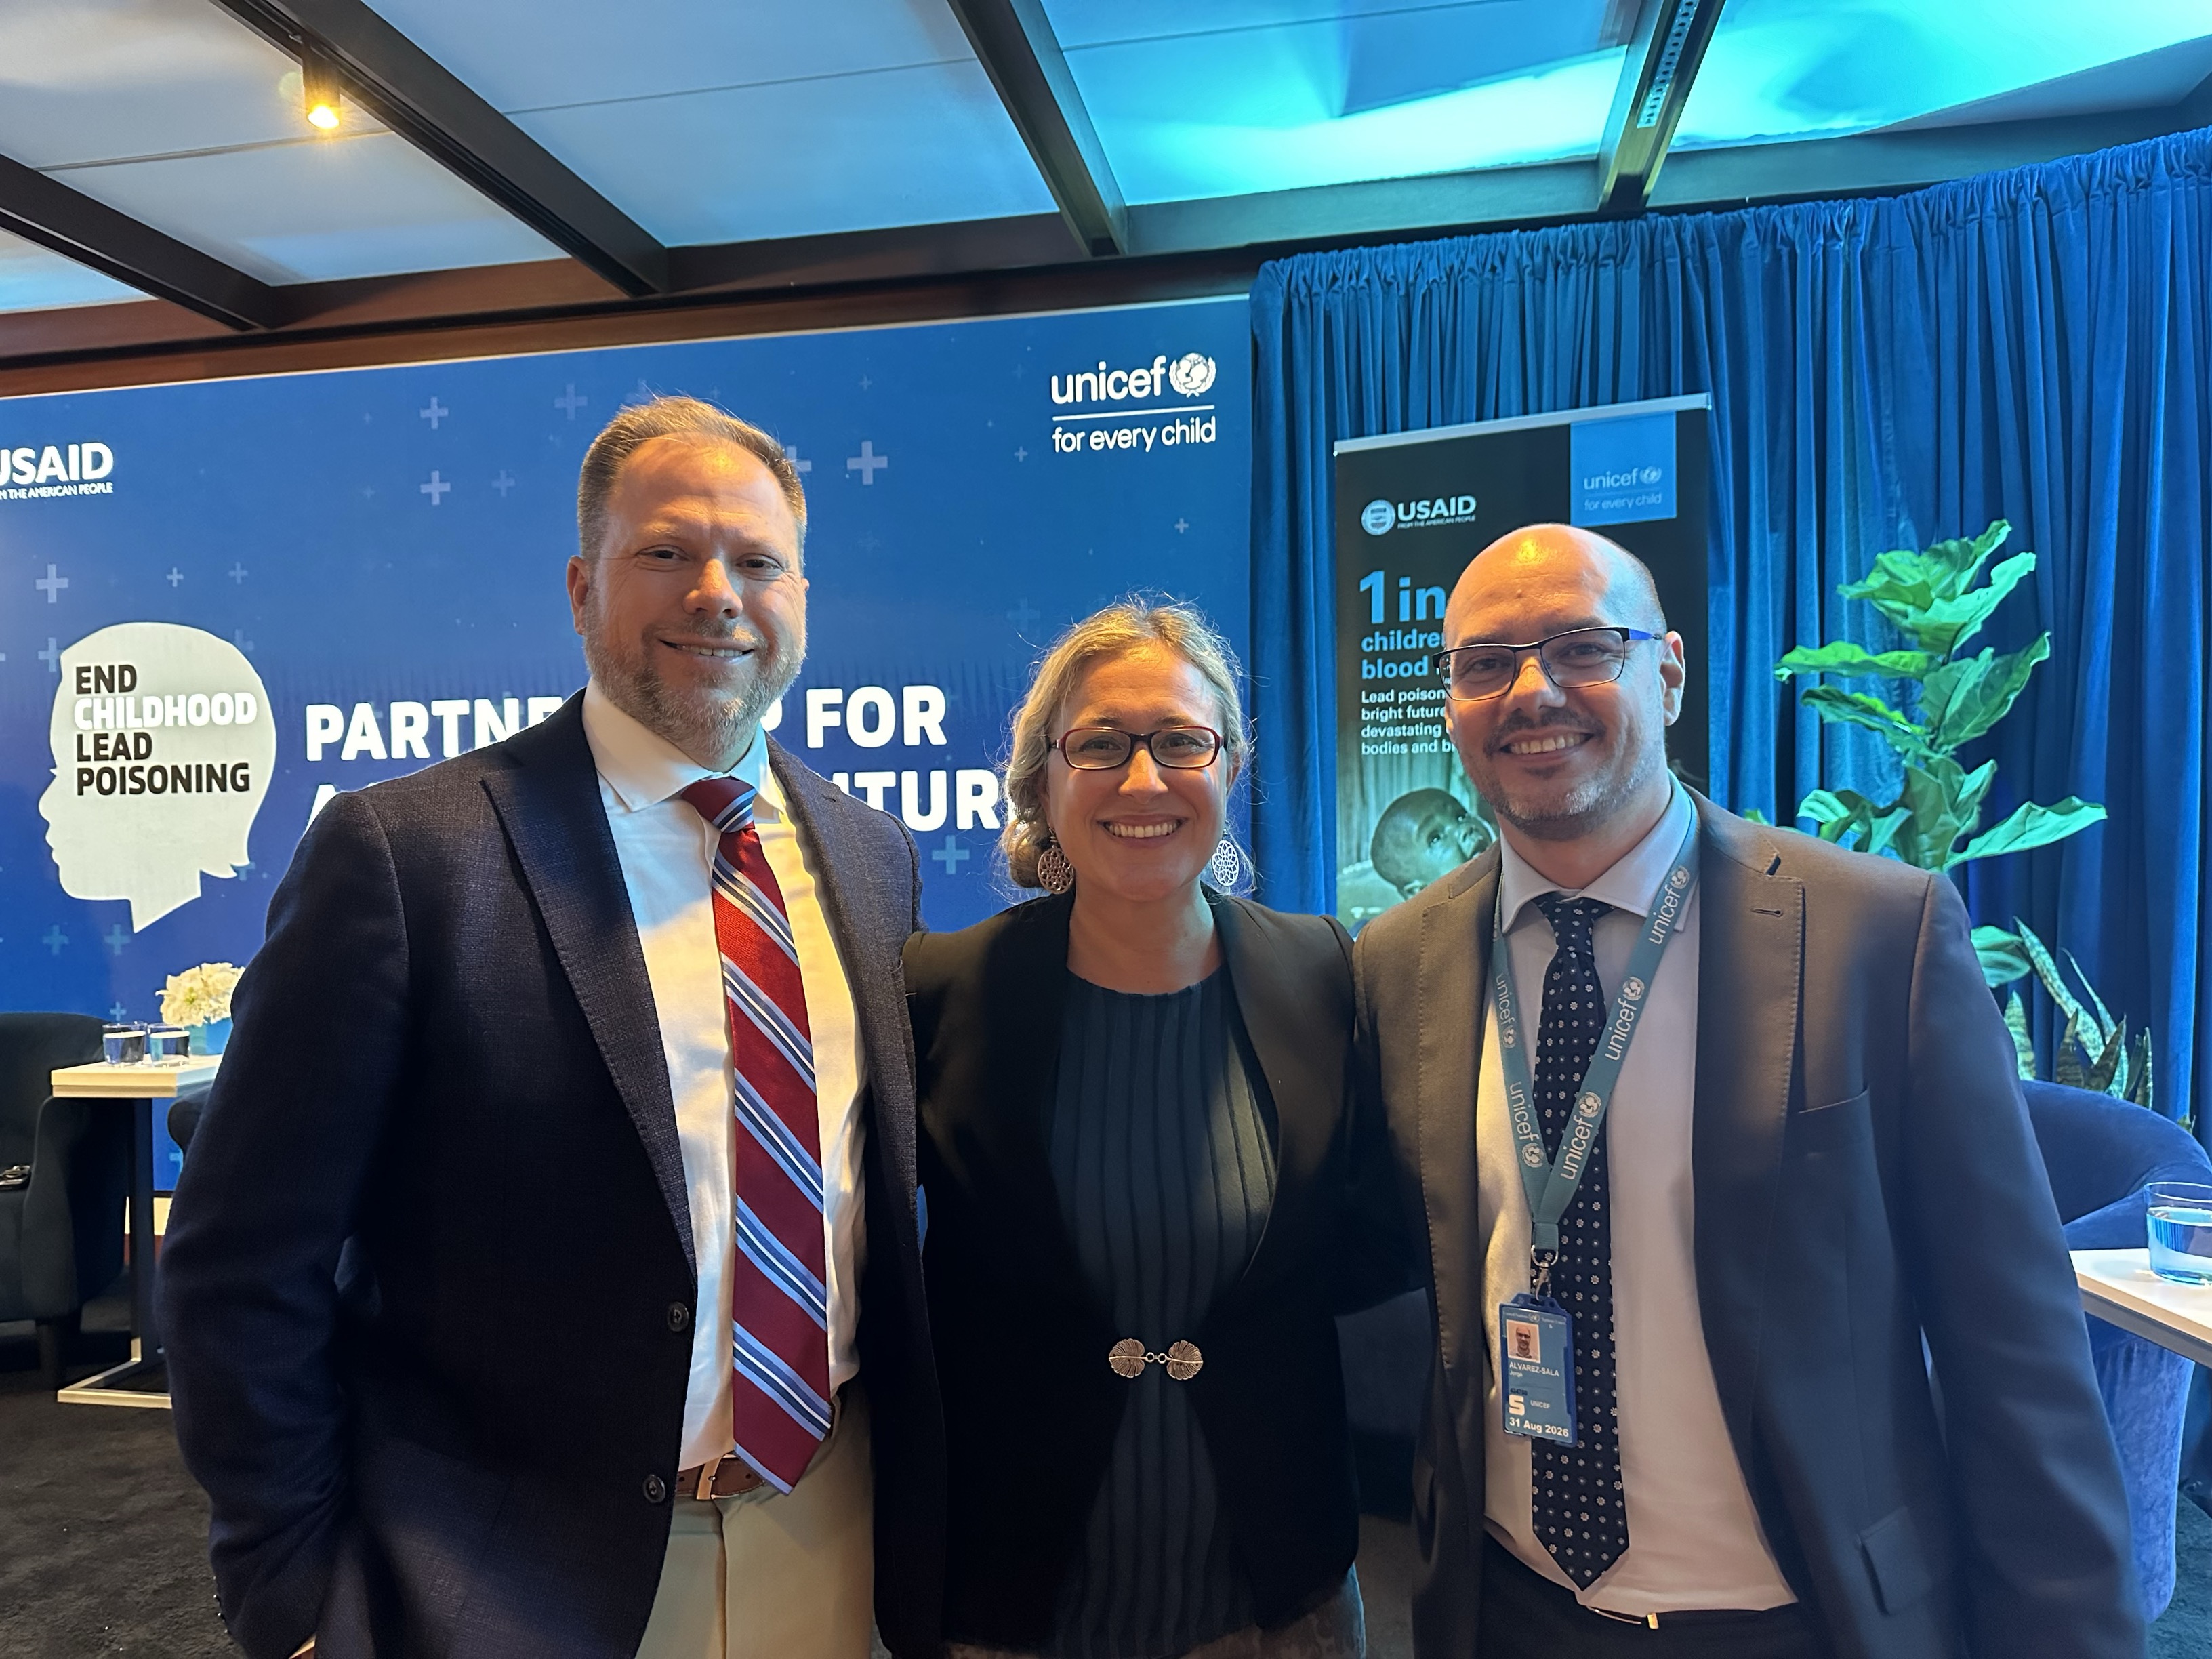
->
<box><xmin>0</xmin><ymin>1012</ymin><xmax>125</xmax><ymax>1387</ymax></box>
<box><xmin>2022</xmin><ymin>1077</ymin><xmax>2212</xmax><ymax>1624</ymax></box>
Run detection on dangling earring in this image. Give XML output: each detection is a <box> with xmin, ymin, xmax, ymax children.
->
<box><xmin>1037</xmin><ymin>836</ymin><xmax>1076</xmax><ymax>895</ymax></box>
<box><xmin>1207</xmin><ymin>836</ymin><xmax>1244</xmax><ymax>892</ymax></box>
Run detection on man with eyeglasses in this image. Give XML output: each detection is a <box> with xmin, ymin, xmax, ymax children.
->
<box><xmin>1350</xmin><ymin>523</ymin><xmax>2138</xmax><ymax>1658</ymax></box>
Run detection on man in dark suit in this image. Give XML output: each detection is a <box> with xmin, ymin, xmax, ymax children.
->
<box><xmin>1353</xmin><ymin>523</ymin><xmax>2139</xmax><ymax>1658</ymax></box>
<box><xmin>161</xmin><ymin>398</ymin><xmax>941</xmax><ymax>1659</ymax></box>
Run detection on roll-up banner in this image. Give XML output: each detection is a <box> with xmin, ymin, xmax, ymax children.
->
<box><xmin>1331</xmin><ymin>394</ymin><xmax>1711</xmax><ymax>935</ymax></box>
<box><xmin>0</xmin><ymin>295</ymin><xmax>1250</xmax><ymax>1185</ymax></box>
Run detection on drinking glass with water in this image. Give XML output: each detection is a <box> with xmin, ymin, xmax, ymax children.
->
<box><xmin>2146</xmin><ymin>1181</ymin><xmax>2212</xmax><ymax>1285</ymax></box>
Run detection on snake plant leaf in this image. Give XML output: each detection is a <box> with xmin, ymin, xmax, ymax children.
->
<box><xmin>1950</xmin><ymin>796</ymin><xmax>2107</xmax><ymax>867</ymax></box>
<box><xmin>2127</xmin><ymin>1032</ymin><xmax>2154</xmax><ymax>1111</ymax></box>
<box><xmin>2005</xmin><ymin>989</ymin><xmax>2036</xmax><ymax>1078</ymax></box>
<box><xmin>2086</xmin><ymin>1017</ymin><xmax>2128</xmax><ymax>1096</ymax></box>
<box><xmin>2065</xmin><ymin>950</ymin><xmax>2117</xmax><ymax>1042</ymax></box>
<box><xmin>1920</xmin><ymin>636</ymin><xmax>2052</xmax><ymax>750</ymax></box>
<box><xmin>2013</xmin><ymin>920</ymin><xmax>2089</xmax><ymax>1031</ymax></box>
<box><xmin>1799</xmin><ymin>687</ymin><xmax>1940</xmax><ymax>762</ymax></box>
<box><xmin>1974</xmin><ymin>926</ymin><xmax>2034</xmax><ymax>986</ymax></box>
<box><xmin>1774</xmin><ymin>642</ymin><xmax>1942</xmax><ymax>682</ymax></box>
<box><xmin>2053</xmin><ymin>1017</ymin><xmax>2091</xmax><ymax>1089</ymax></box>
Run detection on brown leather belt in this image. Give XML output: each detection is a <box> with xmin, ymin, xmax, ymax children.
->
<box><xmin>676</xmin><ymin>1451</ymin><xmax>767</xmax><ymax>1499</ymax></box>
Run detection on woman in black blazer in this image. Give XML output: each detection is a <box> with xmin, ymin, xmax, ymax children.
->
<box><xmin>901</xmin><ymin>600</ymin><xmax>1397</xmax><ymax>1659</ymax></box>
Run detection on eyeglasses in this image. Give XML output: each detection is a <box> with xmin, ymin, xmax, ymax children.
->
<box><xmin>1054</xmin><ymin>726</ymin><xmax>1225</xmax><ymax>770</ymax></box>
<box><xmin>1431</xmin><ymin>626</ymin><xmax>1661</xmax><ymax>703</ymax></box>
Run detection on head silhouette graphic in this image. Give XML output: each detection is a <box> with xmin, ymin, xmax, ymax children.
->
<box><xmin>40</xmin><ymin>623</ymin><xmax>276</xmax><ymax>930</ymax></box>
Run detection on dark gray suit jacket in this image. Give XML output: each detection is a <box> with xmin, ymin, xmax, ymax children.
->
<box><xmin>160</xmin><ymin>695</ymin><xmax>944</xmax><ymax>1659</ymax></box>
<box><xmin>1351</xmin><ymin>795</ymin><xmax>2140</xmax><ymax>1659</ymax></box>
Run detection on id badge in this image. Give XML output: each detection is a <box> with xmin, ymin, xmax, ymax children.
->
<box><xmin>1499</xmin><ymin>1295</ymin><xmax>1578</xmax><ymax>1445</ymax></box>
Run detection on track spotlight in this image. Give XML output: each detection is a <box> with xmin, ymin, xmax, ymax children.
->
<box><xmin>302</xmin><ymin>50</ymin><xmax>341</xmax><ymax>131</ymax></box>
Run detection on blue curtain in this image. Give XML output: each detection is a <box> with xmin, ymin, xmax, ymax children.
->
<box><xmin>1250</xmin><ymin>127</ymin><xmax>2212</xmax><ymax>1130</ymax></box>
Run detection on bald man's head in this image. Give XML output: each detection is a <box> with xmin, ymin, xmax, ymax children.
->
<box><xmin>1437</xmin><ymin>521</ymin><xmax>1685</xmax><ymax>849</ymax></box>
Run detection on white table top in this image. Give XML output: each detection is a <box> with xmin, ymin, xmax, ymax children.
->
<box><xmin>2072</xmin><ymin>1248</ymin><xmax>2212</xmax><ymax>1368</ymax></box>
<box><xmin>51</xmin><ymin>1057</ymin><xmax>221</xmax><ymax>1098</ymax></box>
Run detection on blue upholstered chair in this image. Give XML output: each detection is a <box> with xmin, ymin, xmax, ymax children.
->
<box><xmin>2022</xmin><ymin>1078</ymin><xmax>2211</xmax><ymax>1624</ymax></box>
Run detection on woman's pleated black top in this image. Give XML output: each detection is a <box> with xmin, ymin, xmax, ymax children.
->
<box><xmin>1042</xmin><ymin>968</ymin><xmax>1279</xmax><ymax>1659</ymax></box>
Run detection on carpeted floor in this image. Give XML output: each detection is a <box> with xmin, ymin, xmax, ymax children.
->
<box><xmin>2</xmin><ymin>1300</ymin><xmax>2207</xmax><ymax>1657</ymax></box>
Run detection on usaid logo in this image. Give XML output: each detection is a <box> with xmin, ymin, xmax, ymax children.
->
<box><xmin>1050</xmin><ymin>352</ymin><xmax>1217</xmax><ymax>406</ymax></box>
<box><xmin>3</xmin><ymin>440</ymin><xmax>116</xmax><ymax>500</ymax></box>
<box><xmin>1364</xmin><ymin>493</ymin><xmax>1478</xmax><ymax>533</ymax></box>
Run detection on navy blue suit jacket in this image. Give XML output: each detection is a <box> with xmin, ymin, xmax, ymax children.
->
<box><xmin>160</xmin><ymin>695</ymin><xmax>943</xmax><ymax>1659</ymax></box>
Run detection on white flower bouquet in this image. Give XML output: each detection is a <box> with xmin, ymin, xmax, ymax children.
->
<box><xmin>160</xmin><ymin>962</ymin><xmax>241</xmax><ymax>1028</ymax></box>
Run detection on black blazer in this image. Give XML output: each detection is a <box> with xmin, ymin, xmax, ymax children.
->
<box><xmin>899</xmin><ymin>892</ymin><xmax>1397</xmax><ymax>1650</ymax></box>
<box><xmin>159</xmin><ymin>696</ymin><xmax>944</xmax><ymax>1659</ymax></box>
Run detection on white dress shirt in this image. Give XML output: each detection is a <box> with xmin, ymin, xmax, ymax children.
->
<box><xmin>582</xmin><ymin>684</ymin><xmax>869</xmax><ymax>1472</ymax></box>
<box><xmin>1477</xmin><ymin>783</ymin><xmax>1795</xmax><ymax>1615</ymax></box>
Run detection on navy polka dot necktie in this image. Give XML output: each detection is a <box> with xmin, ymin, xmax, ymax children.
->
<box><xmin>1529</xmin><ymin>892</ymin><xmax>1629</xmax><ymax>1586</ymax></box>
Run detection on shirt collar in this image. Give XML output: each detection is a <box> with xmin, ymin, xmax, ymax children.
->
<box><xmin>1496</xmin><ymin>780</ymin><xmax>1695</xmax><ymax>935</ymax></box>
<box><xmin>581</xmin><ymin>680</ymin><xmax>777</xmax><ymax>818</ymax></box>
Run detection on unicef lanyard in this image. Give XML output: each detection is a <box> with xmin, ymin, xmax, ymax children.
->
<box><xmin>1491</xmin><ymin>812</ymin><xmax>1699</xmax><ymax>1294</ymax></box>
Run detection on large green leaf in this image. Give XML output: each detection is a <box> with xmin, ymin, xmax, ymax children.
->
<box><xmin>1920</xmin><ymin>636</ymin><xmax>2051</xmax><ymax>751</ymax></box>
<box><xmin>1797</xmin><ymin>787</ymin><xmax>1912</xmax><ymax>856</ymax></box>
<box><xmin>1894</xmin><ymin>758</ymin><xmax>1978</xmax><ymax>869</ymax></box>
<box><xmin>1799</xmin><ymin>687</ymin><xmax>1939</xmax><ymax>762</ymax></box>
<box><xmin>1907</xmin><ymin>550</ymin><xmax>2038</xmax><ymax>657</ymax></box>
<box><xmin>2004</xmin><ymin>989</ymin><xmax>2036</xmax><ymax>1080</ymax></box>
<box><xmin>1774</xmin><ymin>642</ymin><xmax>1942</xmax><ymax>682</ymax></box>
<box><xmin>1839</xmin><ymin>521</ymin><xmax>2012</xmax><ymax>632</ymax></box>
<box><xmin>1974</xmin><ymin>926</ymin><xmax>2034</xmax><ymax>986</ymax></box>
<box><xmin>1950</xmin><ymin>797</ymin><xmax>2107</xmax><ymax>866</ymax></box>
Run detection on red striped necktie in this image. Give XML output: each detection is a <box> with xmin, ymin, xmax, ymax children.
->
<box><xmin>680</xmin><ymin>776</ymin><xmax>830</xmax><ymax>1493</ymax></box>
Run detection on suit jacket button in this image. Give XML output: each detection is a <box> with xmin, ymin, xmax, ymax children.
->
<box><xmin>643</xmin><ymin>1474</ymin><xmax>668</xmax><ymax>1504</ymax></box>
<box><xmin>667</xmin><ymin>1302</ymin><xmax>691</xmax><ymax>1333</ymax></box>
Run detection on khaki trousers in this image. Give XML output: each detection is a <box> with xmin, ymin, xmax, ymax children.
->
<box><xmin>635</xmin><ymin>1387</ymin><xmax>875</xmax><ymax>1659</ymax></box>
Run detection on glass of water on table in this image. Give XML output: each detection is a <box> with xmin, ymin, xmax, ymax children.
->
<box><xmin>2146</xmin><ymin>1181</ymin><xmax>2212</xmax><ymax>1284</ymax></box>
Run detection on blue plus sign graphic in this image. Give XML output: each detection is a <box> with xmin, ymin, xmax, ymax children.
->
<box><xmin>931</xmin><ymin>836</ymin><xmax>971</xmax><ymax>875</ymax></box>
<box><xmin>1015</xmin><ymin>446</ymin><xmax>1027</xmax><ymax>461</ymax></box>
<box><xmin>555</xmin><ymin>384</ymin><xmax>587</xmax><ymax>418</ymax></box>
<box><xmin>228</xmin><ymin>562</ymin><xmax>249</xmax><ymax>583</ymax></box>
<box><xmin>234</xmin><ymin>628</ymin><xmax>255</xmax><ymax>653</ymax></box>
<box><xmin>421</xmin><ymin>471</ymin><xmax>451</xmax><ymax>504</ymax></box>
<box><xmin>1007</xmin><ymin>599</ymin><xmax>1040</xmax><ymax>629</ymax></box>
<box><xmin>1174</xmin><ymin>518</ymin><xmax>1189</xmax><ymax>533</ymax></box>
<box><xmin>491</xmin><ymin>470</ymin><xmax>516</xmax><ymax>497</ymax></box>
<box><xmin>419</xmin><ymin>397</ymin><xmax>448</xmax><ymax>428</ymax></box>
<box><xmin>167</xmin><ymin>567</ymin><xmax>185</xmax><ymax>586</ymax></box>
<box><xmin>846</xmin><ymin>441</ymin><xmax>888</xmax><ymax>483</ymax></box>
<box><xmin>35</xmin><ymin>562</ymin><xmax>68</xmax><ymax>602</ymax></box>
<box><xmin>110</xmin><ymin>1002</ymin><xmax>129</xmax><ymax>1023</ymax></box>
<box><xmin>38</xmin><ymin>638</ymin><xmax>61</xmax><ymax>673</ymax></box>
<box><xmin>783</xmin><ymin>446</ymin><xmax>813</xmax><ymax>475</ymax></box>
<box><xmin>41</xmin><ymin>926</ymin><xmax>66</xmax><ymax>956</ymax></box>
<box><xmin>104</xmin><ymin>925</ymin><xmax>128</xmax><ymax>955</ymax></box>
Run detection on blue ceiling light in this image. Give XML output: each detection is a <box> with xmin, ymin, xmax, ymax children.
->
<box><xmin>1675</xmin><ymin>0</ymin><xmax>2212</xmax><ymax>149</ymax></box>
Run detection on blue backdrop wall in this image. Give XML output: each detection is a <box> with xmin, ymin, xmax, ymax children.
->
<box><xmin>0</xmin><ymin>297</ymin><xmax>1251</xmax><ymax>1181</ymax></box>
<box><xmin>1250</xmin><ymin>127</ymin><xmax>2212</xmax><ymax>1134</ymax></box>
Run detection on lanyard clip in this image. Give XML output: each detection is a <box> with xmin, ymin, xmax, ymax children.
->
<box><xmin>1528</xmin><ymin>1248</ymin><xmax>1556</xmax><ymax>1299</ymax></box>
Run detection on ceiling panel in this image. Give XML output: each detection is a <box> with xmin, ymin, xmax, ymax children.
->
<box><xmin>49</xmin><ymin>136</ymin><xmax>560</xmax><ymax>285</ymax></box>
<box><xmin>0</xmin><ymin>0</ymin><xmax>559</xmax><ymax>287</ymax></box>
<box><xmin>363</xmin><ymin>0</ymin><xmax>1057</xmax><ymax>245</ymax></box>
<box><xmin>1046</xmin><ymin>0</ymin><xmax>1631</xmax><ymax>205</ymax></box>
<box><xmin>0</xmin><ymin>226</ymin><xmax>144</xmax><ymax>314</ymax></box>
<box><xmin>1675</xmin><ymin>0</ymin><xmax>2212</xmax><ymax>150</ymax></box>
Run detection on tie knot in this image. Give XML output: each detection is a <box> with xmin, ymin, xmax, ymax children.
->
<box><xmin>1534</xmin><ymin>892</ymin><xmax>1609</xmax><ymax>949</ymax></box>
<box><xmin>680</xmin><ymin>777</ymin><xmax>756</xmax><ymax>835</ymax></box>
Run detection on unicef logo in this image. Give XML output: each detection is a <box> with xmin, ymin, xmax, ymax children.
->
<box><xmin>1168</xmin><ymin>352</ymin><xmax>1216</xmax><ymax>396</ymax></box>
<box><xmin>1360</xmin><ymin>499</ymin><xmax>1395</xmax><ymax>537</ymax></box>
<box><xmin>1521</xmin><ymin>1143</ymin><xmax>1546</xmax><ymax>1168</ymax></box>
<box><xmin>1640</xmin><ymin>466</ymin><xmax>1662</xmax><ymax>484</ymax></box>
<box><xmin>1576</xmin><ymin>1090</ymin><xmax>1603</xmax><ymax>1119</ymax></box>
<box><xmin>1669</xmin><ymin>867</ymin><xmax>1691</xmax><ymax>889</ymax></box>
<box><xmin>1620</xmin><ymin>976</ymin><xmax>1645</xmax><ymax>1002</ymax></box>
